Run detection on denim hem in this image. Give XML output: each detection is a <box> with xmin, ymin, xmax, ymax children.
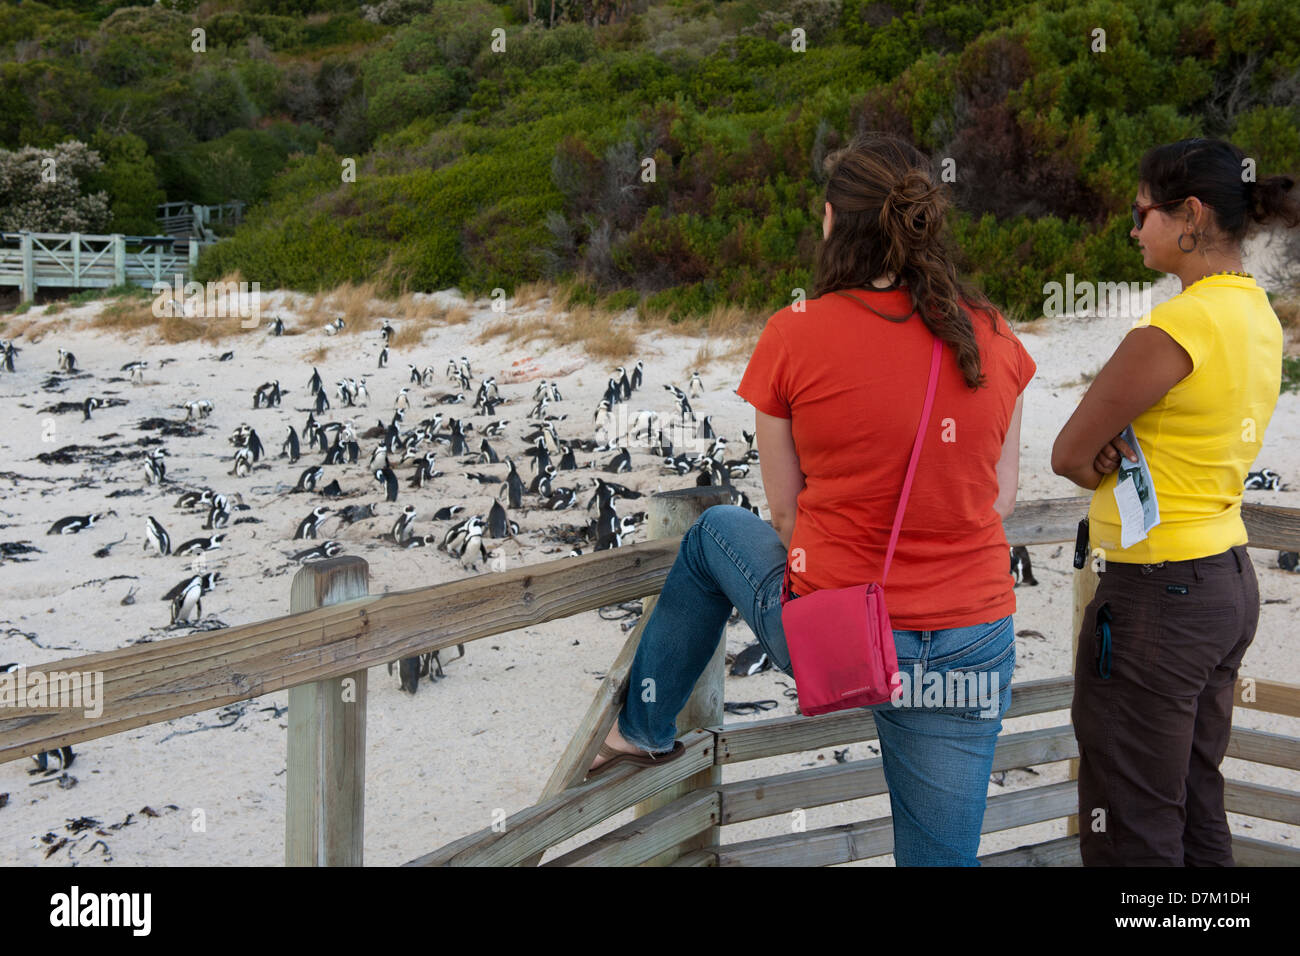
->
<box><xmin>617</xmin><ymin>711</ymin><xmax>676</xmax><ymax>754</ymax></box>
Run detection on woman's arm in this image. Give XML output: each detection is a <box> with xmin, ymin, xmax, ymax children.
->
<box><xmin>755</xmin><ymin>409</ymin><xmax>804</xmax><ymax>550</ymax></box>
<box><xmin>1051</xmin><ymin>326</ymin><xmax>1193</xmax><ymax>490</ymax></box>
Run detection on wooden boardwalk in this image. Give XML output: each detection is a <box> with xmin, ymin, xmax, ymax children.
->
<box><xmin>0</xmin><ymin>202</ymin><xmax>243</xmax><ymax>302</ymax></box>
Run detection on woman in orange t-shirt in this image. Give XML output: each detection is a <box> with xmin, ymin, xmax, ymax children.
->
<box><xmin>586</xmin><ymin>133</ymin><xmax>1037</xmax><ymax>866</ymax></box>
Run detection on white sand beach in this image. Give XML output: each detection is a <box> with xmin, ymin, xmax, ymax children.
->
<box><xmin>1</xmin><ymin>235</ymin><xmax>1297</xmax><ymax>866</ymax></box>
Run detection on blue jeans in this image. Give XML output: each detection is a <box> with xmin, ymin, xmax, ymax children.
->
<box><xmin>619</xmin><ymin>504</ymin><xmax>1015</xmax><ymax>866</ymax></box>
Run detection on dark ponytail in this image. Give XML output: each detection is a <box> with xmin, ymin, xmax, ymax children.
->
<box><xmin>814</xmin><ymin>132</ymin><xmax>1004</xmax><ymax>391</ymax></box>
<box><xmin>1249</xmin><ymin>174</ymin><xmax>1300</xmax><ymax>229</ymax></box>
<box><xmin>1139</xmin><ymin>138</ymin><xmax>1300</xmax><ymax>242</ymax></box>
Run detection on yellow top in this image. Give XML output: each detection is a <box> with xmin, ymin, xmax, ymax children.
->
<box><xmin>1089</xmin><ymin>273</ymin><xmax>1283</xmax><ymax>563</ymax></box>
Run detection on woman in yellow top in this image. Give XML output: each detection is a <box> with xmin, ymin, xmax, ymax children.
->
<box><xmin>1052</xmin><ymin>138</ymin><xmax>1298</xmax><ymax>866</ymax></box>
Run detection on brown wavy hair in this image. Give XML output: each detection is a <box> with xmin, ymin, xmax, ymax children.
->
<box><xmin>813</xmin><ymin>132</ymin><xmax>1006</xmax><ymax>390</ymax></box>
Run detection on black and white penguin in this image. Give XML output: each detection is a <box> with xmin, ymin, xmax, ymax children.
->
<box><xmin>688</xmin><ymin>370</ymin><xmax>704</xmax><ymax>398</ymax></box>
<box><xmin>558</xmin><ymin>444</ymin><xmax>577</xmax><ymax>470</ymax></box>
<box><xmin>314</xmin><ymin>387</ymin><xmax>330</xmax><ymax>414</ymax></box>
<box><xmin>218</xmin><ymin>351</ymin><xmax>234</xmax><ymax>362</ymax></box>
<box><xmin>392</xmin><ymin>504</ymin><xmax>417</xmax><ymax>544</ymax></box>
<box><xmin>270</xmin><ymin>315</ymin><xmax>285</xmax><ymax>336</ymax></box>
<box><xmin>432</xmin><ymin>504</ymin><xmax>465</xmax><ymax>521</ymax></box>
<box><xmin>143</xmin><ymin>449</ymin><xmax>167</xmax><ymax>484</ymax></box>
<box><xmin>630</xmin><ymin>360</ymin><xmax>644</xmax><ymax>390</ymax></box>
<box><xmin>294</xmin><ymin>506</ymin><xmax>332</xmax><ymax>540</ymax></box>
<box><xmin>57</xmin><ymin>348</ymin><xmax>77</xmax><ymax>373</ymax></box>
<box><xmin>547</xmin><ymin>486</ymin><xmax>578</xmax><ymax>510</ymax></box>
<box><xmin>1277</xmin><ymin>551</ymin><xmax>1298</xmax><ymax>572</ymax></box>
<box><xmin>1245</xmin><ymin>469</ymin><xmax>1283</xmax><ymax>491</ymax></box>
<box><xmin>122</xmin><ymin>359</ymin><xmax>147</xmax><ymax>382</ymax></box>
<box><xmin>381</xmin><ymin>320</ymin><xmax>394</xmax><ymax>343</ymax></box>
<box><xmin>308</xmin><ymin>367</ymin><xmax>323</xmax><ymax>395</ymax></box>
<box><xmin>378</xmin><ymin>345</ymin><xmax>389</xmax><ymax>369</ymax></box>
<box><xmin>617</xmin><ymin>366</ymin><xmax>632</xmax><ymax>400</ymax></box>
<box><xmin>292</xmin><ymin>540</ymin><xmax>343</xmax><ymax>562</ymax></box>
<box><xmin>175</xmin><ymin>489</ymin><xmax>212</xmax><ymax>510</ymax></box>
<box><xmin>487</xmin><ymin>499</ymin><xmax>519</xmax><ymax>538</ymax></box>
<box><xmin>282</xmin><ymin>425</ymin><xmax>301</xmax><ymax>463</ymax></box>
<box><xmin>441</xmin><ymin>513</ymin><xmax>483</xmax><ymax>555</ymax></box>
<box><xmin>47</xmin><ymin>513</ymin><xmax>104</xmax><ymax>535</ymax></box>
<box><xmin>205</xmin><ymin>500</ymin><xmax>230</xmax><ymax>530</ymax></box>
<box><xmin>323</xmin><ymin>434</ymin><xmax>345</xmax><ymax>466</ymax></box>
<box><xmin>144</xmin><ymin>516</ymin><xmax>171</xmax><ymax>556</ymax></box>
<box><xmin>293</xmin><ymin>465</ymin><xmax>322</xmax><ymax>493</ymax></box>
<box><xmin>605</xmin><ymin>447</ymin><xmax>631</xmax><ymax>474</ymax></box>
<box><xmin>169</xmin><ymin>576</ymin><xmax>204</xmax><ymax>625</ymax></box>
<box><xmin>699</xmin><ymin>415</ymin><xmax>715</xmax><ymax>441</ymax></box>
<box><xmin>231</xmin><ymin>447</ymin><xmax>253</xmax><ymax>477</ymax></box>
<box><xmin>498</xmin><ymin>458</ymin><xmax>525</xmax><ymax>509</ymax></box>
<box><xmin>1010</xmin><ymin>546</ymin><xmax>1038</xmax><ymax>586</ymax></box>
<box><xmin>337</xmin><ymin>503</ymin><xmax>377</xmax><ymax>526</ymax></box>
<box><xmin>82</xmin><ymin>397</ymin><xmax>100</xmax><ymax>420</ymax></box>
<box><xmin>375</xmin><ymin>466</ymin><xmax>399</xmax><ymax>502</ymax></box>
<box><xmin>174</xmin><ymin>533</ymin><xmax>224</xmax><ymax>556</ymax></box>
<box><xmin>460</xmin><ymin>526</ymin><xmax>490</xmax><ymax>570</ymax></box>
<box><xmin>730</xmin><ymin>642</ymin><xmax>773</xmax><ymax>677</ymax></box>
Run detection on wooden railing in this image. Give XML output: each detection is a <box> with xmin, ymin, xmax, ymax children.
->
<box><xmin>0</xmin><ymin>231</ymin><xmax>201</xmax><ymax>303</ymax></box>
<box><xmin>155</xmin><ymin>201</ymin><xmax>245</xmax><ymax>239</ymax></box>
<box><xmin>1</xmin><ymin>493</ymin><xmax>1297</xmax><ymax>866</ymax></box>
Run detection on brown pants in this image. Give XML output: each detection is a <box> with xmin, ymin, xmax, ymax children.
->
<box><xmin>1071</xmin><ymin>545</ymin><xmax>1259</xmax><ymax>866</ymax></box>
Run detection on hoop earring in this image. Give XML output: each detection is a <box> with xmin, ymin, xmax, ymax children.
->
<box><xmin>1178</xmin><ymin>233</ymin><xmax>1197</xmax><ymax>253</ymax></box>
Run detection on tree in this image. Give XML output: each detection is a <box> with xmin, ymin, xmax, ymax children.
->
<box><xmin>0</xmin><ymin>141</ymin><xmax>111</xmax><ymax>232</ymax></box>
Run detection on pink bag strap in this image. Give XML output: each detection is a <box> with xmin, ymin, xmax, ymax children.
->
<box><xmin>782</xmin><ymin>335</ymin><xmax>942</xmax><ymax>602</ymax></box>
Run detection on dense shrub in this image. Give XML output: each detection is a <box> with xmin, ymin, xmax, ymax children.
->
<box><xmin>0</xmin><ymin>141</ymin><xmax>111</xmax><ymax>232</ymax></box>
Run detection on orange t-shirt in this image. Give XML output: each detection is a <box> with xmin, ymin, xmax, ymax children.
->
<box><xmin>736</xmin><ymin>287</ymin><xmax>1037</xmax><ymax>630</ymax></box>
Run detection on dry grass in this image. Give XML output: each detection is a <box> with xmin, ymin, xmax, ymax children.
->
<box><xmin>471</xmin><ymin>284</ymin><xmax>767</xmax><ymax>367</ymax></box>
<box><xmin>2</xmin><ymin>312</ymin><xmax>49</xmax><ymax>341</ymax></box>
<box><xmin>297</xmin><ymin>280</ymin><xmax>390</xmax><ymax>335</ymax></box>
<box><xmin>508</xmin><ymin>280</ymin><xmax>554</xmax><ymax>312</ymax></box>
<box><xmin>91</xmin><ymin>272</ymin><xmax>266</xmax><ymax>344</ymax></box>
<box><xmin>308</xmin><ymin>344</ymin><xmax>329</xmax><ymax>363</ymax></box>
<box><xmin>474</xmin><ymin>302</ymin><xmax>639</xmax><ymax>361</ymax></box>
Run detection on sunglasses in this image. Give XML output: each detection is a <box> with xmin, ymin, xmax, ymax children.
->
<box><xmin>1131</xmin><ymin>197</ymin><xmax>1186</xmax><ymax>229</ymax></box>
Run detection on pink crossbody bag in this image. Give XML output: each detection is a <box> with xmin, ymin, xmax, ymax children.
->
<box><xmin>779</xmin><ymin>331</ymin><xmax>943</xmax><ymax>716</ymax></box>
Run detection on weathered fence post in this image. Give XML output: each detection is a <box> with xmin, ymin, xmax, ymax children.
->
<box><xmin>1066</xmin><ymin>531</ymin><xmax>1100</xmax><ymax>839</ymax></box>
<box><xmin>631</xmin><ymin>486</ymin><xmax>733</xmax><ymax>863</ymax></box>
<box><xmin>112</xmin><ymin>234</ymin><xmax>125</xmax><ymax>288</ymax></box>
<box><xmin>19</xmin><ymin>232</ymin><xmax>34</xmax><ymax>303</ymax></box>
<box><xmin>71</xmin><ymin>233</ymin><xmax>81</xmax><ymax>288</ymax></box>
<box><xmin>285</xmin><ymin>556</ymin><xmax>369</xmax><ymax>866</ymax></box>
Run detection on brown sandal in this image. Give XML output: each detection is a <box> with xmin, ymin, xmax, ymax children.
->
<box><xmin>585</xmin><ymin>740</ymin><xmax>685</xmax><ymax>780</ymax></box>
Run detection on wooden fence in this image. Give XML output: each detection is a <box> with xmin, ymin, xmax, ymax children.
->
<box><xmin>155</xmin><ymin>201</ymin><xmax>245</xmax><ymax>241</ymax></box>
<box><xmin>1</xmin><ymin>492</ymin><xmax>1298</xmax><ymax>866</ymax></box>
<box><xmin>0</xmin><ymin>231</ymin><xmax>199</xmax><ymax>303</ymax></box>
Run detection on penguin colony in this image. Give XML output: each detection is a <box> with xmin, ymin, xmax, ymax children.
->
<box><xmin>4</xmin><ymin>316</ymin><xmax>771</xmax><ymax>698</ymax></box>
<box><xmin>4</xmin><ymin>323</ymin><xmax>1291</xmax><ymax>695</ymax></box>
